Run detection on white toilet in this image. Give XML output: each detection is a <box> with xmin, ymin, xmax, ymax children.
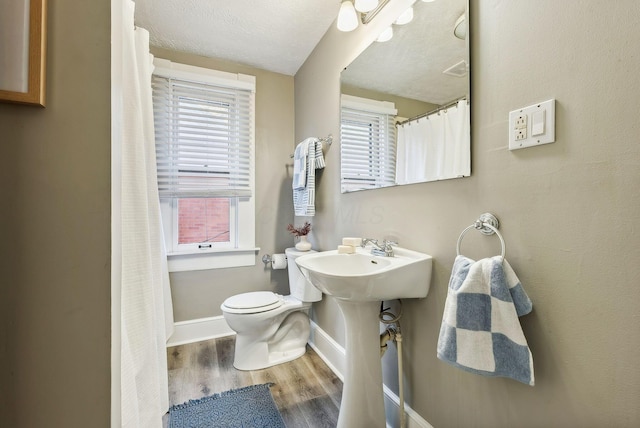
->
<box><xmin>221</xmin><ymin>248</ymin><xmax>322</xmax><ymax>370</ymax></box>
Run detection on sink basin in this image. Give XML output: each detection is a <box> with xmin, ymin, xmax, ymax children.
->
<box><xmin>295</xmin><ymin>246</ymin><xmax>433</xmax><ymax>427</ymax></box>
<box><xmin>295</xmin><ymin>246</ymin><xmax>432</xmax><ymax>301</ymax></box>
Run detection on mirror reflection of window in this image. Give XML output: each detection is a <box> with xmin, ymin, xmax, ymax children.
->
<box><xmin>340</xmin><ymin>95</ymin><xmax>397</xmax><ymax>193</ymax></box>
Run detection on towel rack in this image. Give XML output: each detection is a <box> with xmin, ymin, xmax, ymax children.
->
<box><xmin>289</xmin><ymin>134</ymin><xmax>333</xmax><ymax>158</ymax></box>
<box><xmin>456</xmin><ymin>213</ymin><xmax>506</xmax><ymax>261</ymax></box>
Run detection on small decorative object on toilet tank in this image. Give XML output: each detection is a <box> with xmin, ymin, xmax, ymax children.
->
<box><xmin>287</xmin><ymin>222</ymin><xmax>311</xmax><ymax>237</ymax></box>
<box><xmin>287</xmin><ymin>222</ymin><xmax>312</xmax><ymax>251</ymax></box>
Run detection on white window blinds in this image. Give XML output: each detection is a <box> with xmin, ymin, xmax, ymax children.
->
<box><xmin>152</xmin><ymin>72</ymin><xmax>254</xmax><ymax>198</ymax></box>
<box><xmin>340</xmin><ymin>95</ymin><xmax>397</xmax><ymax>193</ymax></box>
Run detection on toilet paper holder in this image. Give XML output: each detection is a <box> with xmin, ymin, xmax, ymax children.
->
<box><xmin>262</xmin><ymin>253</ymin><xmax>288</xmax><ymax>269</ymax></box>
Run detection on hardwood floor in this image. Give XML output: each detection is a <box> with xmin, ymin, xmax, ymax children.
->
<box><xmin>165</xmin><ymin>336</ymin><xmax>343</xmax><ymax>427</ymax></box>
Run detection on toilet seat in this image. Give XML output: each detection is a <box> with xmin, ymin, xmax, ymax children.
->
<box><xmin>221</xmin><ymin>291</ymin><xmax>284</xmax><ymax>314</ymax></box>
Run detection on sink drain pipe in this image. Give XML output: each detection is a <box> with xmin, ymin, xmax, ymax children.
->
<box><xmin>380</xmin><ymin>300</ymin><xmax>406</xmax><ymax>428</ymax></box>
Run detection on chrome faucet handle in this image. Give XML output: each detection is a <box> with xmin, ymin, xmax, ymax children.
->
<box><xmin>361</xmin><ymin>238</ymin><xmax>379</xmax><ymax>247</ymax></box>
<box><xmin>363</xmin><ymin>239</ymin><xmax>397</xmax><ymax>256</ymax></box>
<box><xmin>382</xmin><ymin>240</ymin><xmax>397</xmax><ymax>256</ymax></box>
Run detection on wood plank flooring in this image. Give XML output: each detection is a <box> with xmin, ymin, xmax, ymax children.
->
<box><xmin>165</xmin><ymin>336</ymin><xmax>343</xmax><ymax>427</ymax></box>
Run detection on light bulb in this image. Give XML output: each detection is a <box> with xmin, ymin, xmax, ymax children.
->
<box><xmin>376</xmin><ymin>26</ymin><xmax>393</xmax><ymax>42</ymax></box>
<box><xmin>394</xmin><ymin>7</ymin><xmax>414</xmax><ymax>25</ymax></box>
<box><xmin>355</xmin><ymin>0</ymin><xmax>378</xmax><ymax>13</ymax></box>
<box><xmin>337</xmin><ymin>1</ymin><xmax>359</xmax><ymax>32</ymax></box>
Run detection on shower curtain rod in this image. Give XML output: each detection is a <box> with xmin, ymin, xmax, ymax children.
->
<box><xmin>396</xmin><ymin>96</ymin><xmax>468</xmax><ymax>127</ymax></box>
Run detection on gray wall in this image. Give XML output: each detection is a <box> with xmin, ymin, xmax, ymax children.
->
<box><xmin>149</xmin><ymin>48</ymin><xmax>297</xmax><ymax>321</ymax></box>
<box><xmin>0</xmin><ymin>1</ymin><xmax>111</xmax><ymax>427</ymax></box>
<box><xmin>295</xmin><ymin>0</ymin><xmax>640</xmax><ymax>426</ymax></box>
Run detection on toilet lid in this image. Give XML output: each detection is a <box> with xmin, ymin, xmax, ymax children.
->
<box><xmin>222</xmin><ymin>291</ymin><xmax>283</xmax><ymax>313</ymax></box>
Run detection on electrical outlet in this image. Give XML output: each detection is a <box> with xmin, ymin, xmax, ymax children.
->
<box><xmin>509</xmin><ymin>99</ymin><xmax>555</xmax><ymax>150</ymax></box>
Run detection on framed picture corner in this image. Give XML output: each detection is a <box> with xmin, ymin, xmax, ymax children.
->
<box><xmin>0</xmin><ymin>0</ymin><xmax>47</xmax><ymax>107</ymax></box>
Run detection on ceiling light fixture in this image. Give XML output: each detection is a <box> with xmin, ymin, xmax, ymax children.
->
<box><xmin>354</xmin><ymin>0</ymin><xmax>379</xmax><ymax>13</ymax></box>
<box><xmin>361</xmin><ymin>0</ymin><xmax>390</xmax><ymax>25</ymax></box>
<box><xmin>337</xmin><ymin>1</ymin><xmax>359</xmax><ymax>32</ymax></box>
<box><xmin>338</xmin><ymin>0</ymin><xmax>390</xmax><ymax>31</ymax></box>
<box><xmin>336</xmin><ymin>0</ymin><xmax>407</xmax><ymax>33</ymax></box>
<box><xmin>376</xmin><ymin>26</ymin><xmax>393</xmax><ymax>42</ymax></box>
<box><xmin>394</xmin><ymin>7</ymin><xmax>414</xmax><ymax>25</ymax></box>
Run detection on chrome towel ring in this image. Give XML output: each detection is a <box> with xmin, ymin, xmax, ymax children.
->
<box><xmin>456</xmin><ymin>213</ymin><xmax>506</xmax><ymax>261</ymax></box>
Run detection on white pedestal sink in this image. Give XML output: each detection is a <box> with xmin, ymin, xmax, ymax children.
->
<box><xmin>296</xmin><ymin>247</ymin><xmax>433</xmax><ymax>428</ymax></box>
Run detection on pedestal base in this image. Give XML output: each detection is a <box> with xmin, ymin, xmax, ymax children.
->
<box><xmin>335</xmin><ymin>299</ymin><xmax>386</xmax><ymax>428</ymax></box>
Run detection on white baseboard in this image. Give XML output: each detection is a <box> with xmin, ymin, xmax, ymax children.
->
<box><xmin>308</xmin><ymin>321</ymin><xmax>346</xmax><ymax>381</ymax></box>
<box><xmin>309</xmin><ymin>321</ymin><xmax>434</xmax><ymax>428</ymax></box>
<box><xmin>383</xmin><ymin>384</ymin><xmax>434</xmax><ymax>428</ymax></box>
<box><xmin>167</xmin><ymin>315</ymin><xmax>234</xmax><ymax>347</ymax></box>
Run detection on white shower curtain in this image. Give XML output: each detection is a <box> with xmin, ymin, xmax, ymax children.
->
<box><xmin>395</xmin><ymin>100</ymin><xmax>470</xmax><ymax>184</ymax></box>
<box><xmin>442</xmin><ymin>100</ymin><xmax>470</xmax><ymax>179</ymax></box>
<box><xmin>111</xmin><ymin>1</ymin><xmax>174</xmax><ymax>427</ymax></box>
<box><xmin>396</xmin><ymin>118</ymin><xmax>428</xmax><ymax>185</ymax></box>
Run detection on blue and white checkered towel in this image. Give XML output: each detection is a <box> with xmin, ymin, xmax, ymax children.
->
<box><xmin>437</xmin><ymin>255</ymin><xmax>534</xmax><ymax>385</ymax></box>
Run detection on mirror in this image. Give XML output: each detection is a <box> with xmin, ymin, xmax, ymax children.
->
<box><xmin>340</xmin><ymin>0</ymin><xmax>470</xmax><ymax>193</ymax></box>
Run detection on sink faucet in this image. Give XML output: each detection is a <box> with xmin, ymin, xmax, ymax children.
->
<box><xmin>362</xmin><ymin>238</ymin><xmax>397</xmax><ymax>257</ymax></box>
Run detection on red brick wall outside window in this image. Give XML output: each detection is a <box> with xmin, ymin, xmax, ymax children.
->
<box><xmin>178</xmin><ymin>198</ymin><xmax>230</xmax><ymax>244</ymax></box>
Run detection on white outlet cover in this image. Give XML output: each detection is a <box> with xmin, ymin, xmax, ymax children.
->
<box><xmin>509</xmin><ymin>99</ymin><xmax>555</xmax><ymax>150</ymax></box>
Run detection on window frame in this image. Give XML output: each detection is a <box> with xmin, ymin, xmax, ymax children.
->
<box><xmin>153</xmin><ymin>58</ymin><xmax>257</xmax><ymax>272</ymax></box>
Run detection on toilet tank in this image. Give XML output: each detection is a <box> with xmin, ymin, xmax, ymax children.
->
<box><xmin>285</xmin><ymin>247</ymin><xmax>322</xmax><ymax>302</ymax></box>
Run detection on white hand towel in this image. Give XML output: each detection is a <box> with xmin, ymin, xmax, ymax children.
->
<box><xmin>292</xmin><ymin>140</ymin><xmax>310</xmax><ymax>190</ymax></box>
<box><xmin>293</xmin><ymin>137</ymin><xmax>325</xmax><ymax>216</ymax></box>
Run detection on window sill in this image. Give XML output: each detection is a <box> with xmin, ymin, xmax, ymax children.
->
<box><xmin>167</xmin><ymin>247</ymin><xmax>260</xmax><ymax>272</ymax></box>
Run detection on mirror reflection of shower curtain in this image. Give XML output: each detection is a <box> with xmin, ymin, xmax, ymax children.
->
<box><xmin>396</xmin><ymin>100</ymin><xmax>470</xmax><ymax>184</ymax></box>
<box><xmin>396</xmin><ymin>117</ymin><xmax>428</xmax><ymax>184</ymax></box>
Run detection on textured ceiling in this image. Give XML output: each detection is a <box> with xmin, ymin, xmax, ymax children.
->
<box><xmin>134</xmin><ymin>0</ymin><xmax>341</xmax><ymax>76</ymax></box>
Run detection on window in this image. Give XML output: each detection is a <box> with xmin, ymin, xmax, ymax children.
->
<box><xmin>340</xmin><ymin>95</ymin><xmax>397</xmax><ymax>193</ymax></box>
<box><xmin>177</xmin><ymin>198</ymin><xmax>231</xmax><ymax>245</ymax></box>
<box><xmin>152</xmin><ymin>59</ymin><xmax>256</xmax><ymax>271</ymax></box>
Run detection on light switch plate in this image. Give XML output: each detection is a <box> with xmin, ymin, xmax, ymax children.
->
<box><xmin>509</xmin><ymin>99</ymin><xmax>555</xmax><ymax>150</ymax></box>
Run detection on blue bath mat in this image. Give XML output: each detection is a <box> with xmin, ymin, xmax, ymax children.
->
<box><xmin>169</xmin><ymin>383</ymin><xmax>285</xmax><ymax>428</ymax></box>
